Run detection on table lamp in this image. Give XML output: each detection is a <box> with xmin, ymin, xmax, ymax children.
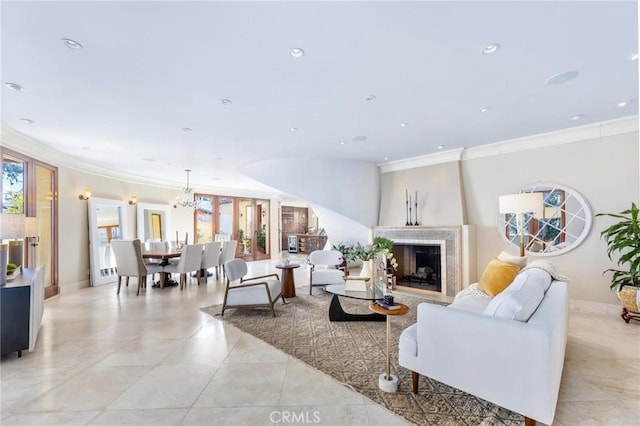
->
<box><xmin>499</xmin><ymin>192</ymin><xmax>544</xmax><ymax>257</ymax></box>
<box><xmin>0</xmin><ymin>213</ymin><xmax>26</xmax><ymax>285</ymax></box>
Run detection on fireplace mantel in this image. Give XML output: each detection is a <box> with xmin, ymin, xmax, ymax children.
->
<box><xmin>374</xmin><ymin>226</ymin><xmax>476</xmax><ymax>298</ymax></box>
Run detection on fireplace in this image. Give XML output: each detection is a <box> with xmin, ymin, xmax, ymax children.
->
<box><xmin>393</xmin><ymin>244</ymin><xmax>443</xmax><ymax>292</ymax></box>
<box><xmin>374</xmin><ymin>226</ymin><xmax>476</xmax><ymax>298</ymax></box>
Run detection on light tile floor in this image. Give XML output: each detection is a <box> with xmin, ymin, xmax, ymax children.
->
<box><xmin>1</xmin><ymin>257</ymin><xmax>639</xmax><ymax>425</ymax></box>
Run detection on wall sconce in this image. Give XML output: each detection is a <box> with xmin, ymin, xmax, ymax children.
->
<box><xmin>128</xmin><ymin>195</ymin><xmax>138</xmax><ymax>205</ymax></box>
<box><xmin>78</xmin><ymin>189</ymin><xmax>92</xmax><ymax>200</ymax></box>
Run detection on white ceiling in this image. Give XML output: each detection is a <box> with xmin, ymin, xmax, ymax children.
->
<box><xmin>2</xmin><ymin>1</ymin><xmax>638</xmax><ymax>194</ymax></box>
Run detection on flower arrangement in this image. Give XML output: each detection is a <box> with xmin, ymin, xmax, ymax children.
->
<box><xmin>332</xmin><ymin>237</ymin><xmax>398</xmax><ymax>272</ymax></box>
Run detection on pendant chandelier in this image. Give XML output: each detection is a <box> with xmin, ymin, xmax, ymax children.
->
<box><xmin>174</xmin><ymin>169</ymin><xmax>196</xmax><ymax>209</ymax></box>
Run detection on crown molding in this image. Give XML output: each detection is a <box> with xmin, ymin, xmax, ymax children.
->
<box><xmin>378</xmin><ymin>148</ymin><xmax>465</xmax><ymax>173</ymax></box>
<box><xmin>378</xmin><ymin>115</ymin><xmax>638</xmax><ymax>173</ymax></box>
<box><xmin>0</xmin><ymin>123</ymin><xmax>281</xmax><ymax>199</ymax></box>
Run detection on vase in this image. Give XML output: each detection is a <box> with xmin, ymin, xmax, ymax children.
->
<box><xmin>360</xmin><ymin>259</ymin><xmax>372</xmax><ymax>279</ymax></box>
<box><xmin>617</xmin><ymin>286</ymin><xmax>640</xmax><ymax>323</ymax></box>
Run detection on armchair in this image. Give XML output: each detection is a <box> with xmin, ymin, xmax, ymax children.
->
<box><xmin>222</xmin><ymin>258</ymin><xmax>285</xmax><ymax>317</ymax></box>
<box><xmin>308</xmin><ymin>249</ymin><xmax>345</xmax><ymax>295</ymax></box>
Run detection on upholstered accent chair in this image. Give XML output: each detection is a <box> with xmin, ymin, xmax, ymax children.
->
<box><xmin>163</xmin><ymin>244</ymin><xmax>204</xmax><ymax>290</ymax></box>
<box><xmin>111</xmin><ymin>239</ymin><xmax>163</xmax><ymax>296</ymax></box>
<box><xmin>308</xmin><ymin>249</ymin><xmax>345</xmax><ymax>294</ymax></box>
<box><xmin>222</xmin><ymin>258</ymin><xmax>285</xmax><ymax>317</ymax></box>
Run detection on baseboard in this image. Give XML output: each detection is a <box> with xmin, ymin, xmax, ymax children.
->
<box><xmin>60</xmin><ymin>279</ymin><xmax>90</xmax><ymax>294</ymax></box>
<box><xmin>569</xmin><ymin>299</ymin><xmax>621</xmax><ymax>318</ymax></box>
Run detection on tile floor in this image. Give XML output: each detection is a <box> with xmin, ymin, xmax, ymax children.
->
<box><xmin>1</xmin><ymin>257</ymin><xmax>639</xmax><ymax>425</ymax></box>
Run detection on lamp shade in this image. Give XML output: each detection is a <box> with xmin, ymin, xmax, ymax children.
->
<box><xmin>499</xmin><ymin>192</ymin><xmax>543</xmax><ymax>215</ymax></box>
<box><xmin>25</xmin><ymin>217</ymin><xmax>38</xmax><ymax>237</ymax></box>
<box><xmin>0</xmin><ymin>213</ymin><xmax>25</xmax><ymax>239</ymax></box>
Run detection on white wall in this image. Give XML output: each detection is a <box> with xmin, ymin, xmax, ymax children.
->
<box><xmin>243</xmin><ymin>157</ymin><xmax>380</xmax><ymax>244</ymax></box>
<box><xmin>380</xmin><ymin>119</ymin><xmax>639</xmax><ymax>304</ymax></box>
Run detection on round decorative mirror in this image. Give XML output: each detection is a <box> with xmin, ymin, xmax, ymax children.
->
<box><xmin>497</xmin><ymin>182</ymin><xmax>592</xmax><ymax>256</ymax></box>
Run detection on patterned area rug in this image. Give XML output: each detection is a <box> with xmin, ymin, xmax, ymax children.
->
<box><xmin>201</xmin><ymin>291</ymin><xmax>523</xmax><ymax>425</ymax></box>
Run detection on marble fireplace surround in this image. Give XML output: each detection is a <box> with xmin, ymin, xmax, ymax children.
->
<box><xmin>374</xmin><ymin>226</ymin><xmax>475</xmax><ymax>298</ymax></box>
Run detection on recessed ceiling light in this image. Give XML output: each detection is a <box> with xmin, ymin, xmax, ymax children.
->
<box><xmin>627</xmin><ymin>53</ymin><xmax>638</xmax><ymax>61</ymax></box>
<box><xmin>546</xmin><ymin>71</ymin><xmax>580</xmax><ymax>85</ymax></box>
<box><xmin>482</xmin><ymin>43</ymin><xmax>501</xmax><ymax>54</ymax></box>
<box><xmin>142</xmin><ymin>158</ymin><xmax>156</xmax><ymax>162</ymax></box>
<box><xmin>351</xmin><ymin>136</ymin><xmax>367</xmax><ymax>142</ymax></box>
<box><xmin>617</xmin><ymin>100</ymin><xmax>632</xmax><ymax>108</ymax></box>
<box><xmin>19</xmin><ymin>118</ymin><xmax>33</xmax><ymax>124</ymax></box>
<box><xmin>289</xmin><ymin>48</ymin><xmax>305</xmax><ymax>58</ymax></box>
<box><xmin>570</xmin><ymin>114</ymin><xmax>584</xmax><ymax>121</ymax></box>
<box><xmin>437</xmin><ymin>144</ymin><xmax>446</xmax><ymax>150</ymax></box>
<box><xmin>182</xmin><ymin>127</ymin><xmax>193</xmax><ymax>133</ymax></box>
<box><xmin>480</xmin><ymin>107</ymin><xmax>492</xmax><ymax>113</ymax></box>
<box><xmin>400</xmin><ymin>122</ymin><xmax>408</xmax><ymax>127</ymax></box>
<box><xmin>5</xmin><ymin>82</ymin><xmax>24</xmax><ymax>92</ymax></box>
<box><xmin>289</xmin><ymin>127</ymin><xmax>297</xmax><ymax>132</ymax></box>
<box><xmin>384</xmin><ymin>156</ymin><xmax>390</xmax><ymax>161</ymax></box>
<box><xmin>340</xmin><ymin>141</ymin><xmax>346</xmax><ymax>145</ymax></box>
<box><xmin>219</xmin><ymin>99</ymin><xmax>232</xmax><ymax>105</ymax></box>
<box><xmin>61</xmin><ymin>38</ymin><xmax>83</xmax><ymax>50</ymax></box>
<box><xmin>364</xmin><ymin>95</ymin><xmax>376</xmax><ymax>102</ymax></box>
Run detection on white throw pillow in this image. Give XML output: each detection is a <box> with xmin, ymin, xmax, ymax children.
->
<box><xmin>482</xmin><ymin>268</ymin><xmax>552</xmax><ymax>322</ymax></box>
<box><xmin>497</xmin><ymin>251</ymin><xmax>527</xmax><ymax>268</ymax></box>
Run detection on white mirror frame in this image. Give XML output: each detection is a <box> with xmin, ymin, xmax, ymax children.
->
<box><xmin>136</xmin><ymin>202</ymin><xmax>171</xmax><ymax>242</ymax></box>
<box><xmin>497</xmin><ymin>182</ymin><xmax>593</xmax><ymax>257</ymax></box>
<box><xmin>88</xmin><ymin>197</ymin><xmax>128</xmax><ymax>286</ymax></box>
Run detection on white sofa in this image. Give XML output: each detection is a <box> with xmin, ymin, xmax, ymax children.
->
<box><xmin>398</xmin><ymin>264</ymin><xmax>569</xmax><ymax>425</ymax></box>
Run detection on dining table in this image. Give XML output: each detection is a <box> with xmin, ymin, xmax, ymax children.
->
<box><xmin>142</xmin><ymin>250</ymin><xmax>181</xmax><ymax>288</ymax></box>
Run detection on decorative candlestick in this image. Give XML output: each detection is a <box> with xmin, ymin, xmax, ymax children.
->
<box><xmin>405</xmin><ymin>189</ymin><xmax>410</xmax><ymax>226</ymax></box>
<box><xmin>409</xmin><ymin>195</ymin><xmax>413</xmax><ymax>226</ymax></box>
<box><xmin>414</xmin><ymin>191</ymin><xmax>419</xmax><ymax>226</ymax></box>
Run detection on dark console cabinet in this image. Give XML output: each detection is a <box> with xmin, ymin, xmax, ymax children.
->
<box><xmin>1</xmin><ymin>284</ymin><xmax>30</xmax><ymax>357</ymax></box>
<box><xmin>1</xmin><ymin>267</ymin><xmax>44</xmax><ymax>357</ymax></box>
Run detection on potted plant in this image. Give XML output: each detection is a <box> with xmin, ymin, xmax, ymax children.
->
<box><xmin>596</xmin><ymin>202</ymin><xmax>640</xmax><ymax>323</ymax></box>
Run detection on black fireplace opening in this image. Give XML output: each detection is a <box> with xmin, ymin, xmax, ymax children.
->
<box><xmin>392</xmin><ymin>244</ymin><xmax>442</xmax><ymax>292</ymax></box>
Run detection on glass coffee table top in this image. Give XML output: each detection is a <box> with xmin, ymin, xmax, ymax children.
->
<box><xmin>324</xmin><ymin>283</ymin><xmax>385</xmax><ymax>301</ymax></box>
<box><xmin>323</xmin><ymin>283</ymin><xmax>386</xmax><ymax>322</ymax></box>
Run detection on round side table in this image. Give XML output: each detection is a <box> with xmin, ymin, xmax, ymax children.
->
<box><xmin>276</xmin><ymin>263</ymin><xmax>300</xmax><ymax>298</ymax></box>
<box><xmin>369</xmin><ymin>302</ymin><xmax>410</xmax><ymax>393</ymax></box>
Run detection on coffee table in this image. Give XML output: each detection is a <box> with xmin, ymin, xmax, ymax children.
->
<box><xmin>324</xmin><ymin>283</ymin><xmax>386</xmax><ymax>321</ymax></box>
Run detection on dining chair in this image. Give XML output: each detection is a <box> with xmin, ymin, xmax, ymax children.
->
<box><xmin>111</xmin><ymin>239</ymin><xmax>163</xmax><ymax>296</ymax></box>
<box><xmin>163</xmin><ymin>244</ymin><xmax>204</xmax><ymax>290</ymax></box>
<box><xmin>219</xmin><ymin>240</ymin><xmax>238</xmax><ymax>278</ymax></box>
<box><xmin>199</xmin><ymin>241</ymin><xmax>223</xmax><ymax>282</ymax></box>
<box><xmin>308</xmin><ymin>249</ymin><xmax>345</xmax><ymax>295</ymax></box>
<box><xmin>222</xmin><ymin>258</ymin><xmax>285</xmax><ymax>317</ymax></box>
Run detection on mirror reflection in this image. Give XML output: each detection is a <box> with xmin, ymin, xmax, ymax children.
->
<box><xmin>498</xmin><ymin>182</ymin><xmax>592</xmax><ymax>256</ymax></box>
<box><xmin>136</xmin><ymin>202</ymin><xmax>171</xmax><ymax>242</ymax></box>
<box><xmin>88</xmin><ymin>197</ymin><xmax>128</xmax><ymax>286</ymax></box>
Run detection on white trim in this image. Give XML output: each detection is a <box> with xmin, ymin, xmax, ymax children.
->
<box><xmin>1</xmin><ymin>123</ymin><xmax>282</xmax><ymax>199</ymax></box>
<box><xmin>379</xmin><ymin>116</ymin><xmax>639</xmax><ymax>172</ymax></box>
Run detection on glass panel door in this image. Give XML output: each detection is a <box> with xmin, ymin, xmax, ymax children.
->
<box><xmin>218</xmin><ymin>197</ymin><xmax>234</xmax><ymax>241</ymax></box>
<box><xmin>35</xmin><ymin>164</ymin><xmax>57</xmax><ymax>297</ymax></box>
<box><xmin>254</xmin><ymin>199</ymin><xmax>270</xmax><ymax>260</ymax></box>
<box><xmin>237</xmin><ymin>198</ymin><xmax>253</xmax><ymax>258</ymax></box>
<box><xmin>195</xmin><ymin>195</ymin><xmax>214</xmax><ymax>243</ymax></box>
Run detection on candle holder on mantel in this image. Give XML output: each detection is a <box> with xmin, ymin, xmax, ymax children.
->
<box><xmin>405</xmin><ymin>200</ymin><xmax>411</xmax><ymax>226</ymax></box>
<box><xmin>414</xmin><ymin>200</ymin><xmax>419</xmax><ymax>226</ymax></box>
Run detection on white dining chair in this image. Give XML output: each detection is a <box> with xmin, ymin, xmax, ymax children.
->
<box><xmin>219</xmin><ymin>240</ymin><xmax>238</xmax><ymax>278</ymax></box>
<box><xmin>111</xmin><ymin>239</ymin><xmax>163</xmax><ymax>296</ymax></box>
<box><xmin>199</xmin><ymin>241</ymin><xmax>223</xmax><ymax>283</ymax></box>
<box><xmin>163</xmin><ymin>244</ymin><xmax>204</xmax><ymax>290</ymax></box>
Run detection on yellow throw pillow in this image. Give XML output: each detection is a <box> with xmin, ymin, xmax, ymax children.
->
<box><xmin>478</xmin><ymin>258</ymin><xmax>521</xmax><ymax>297</ymax></box>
